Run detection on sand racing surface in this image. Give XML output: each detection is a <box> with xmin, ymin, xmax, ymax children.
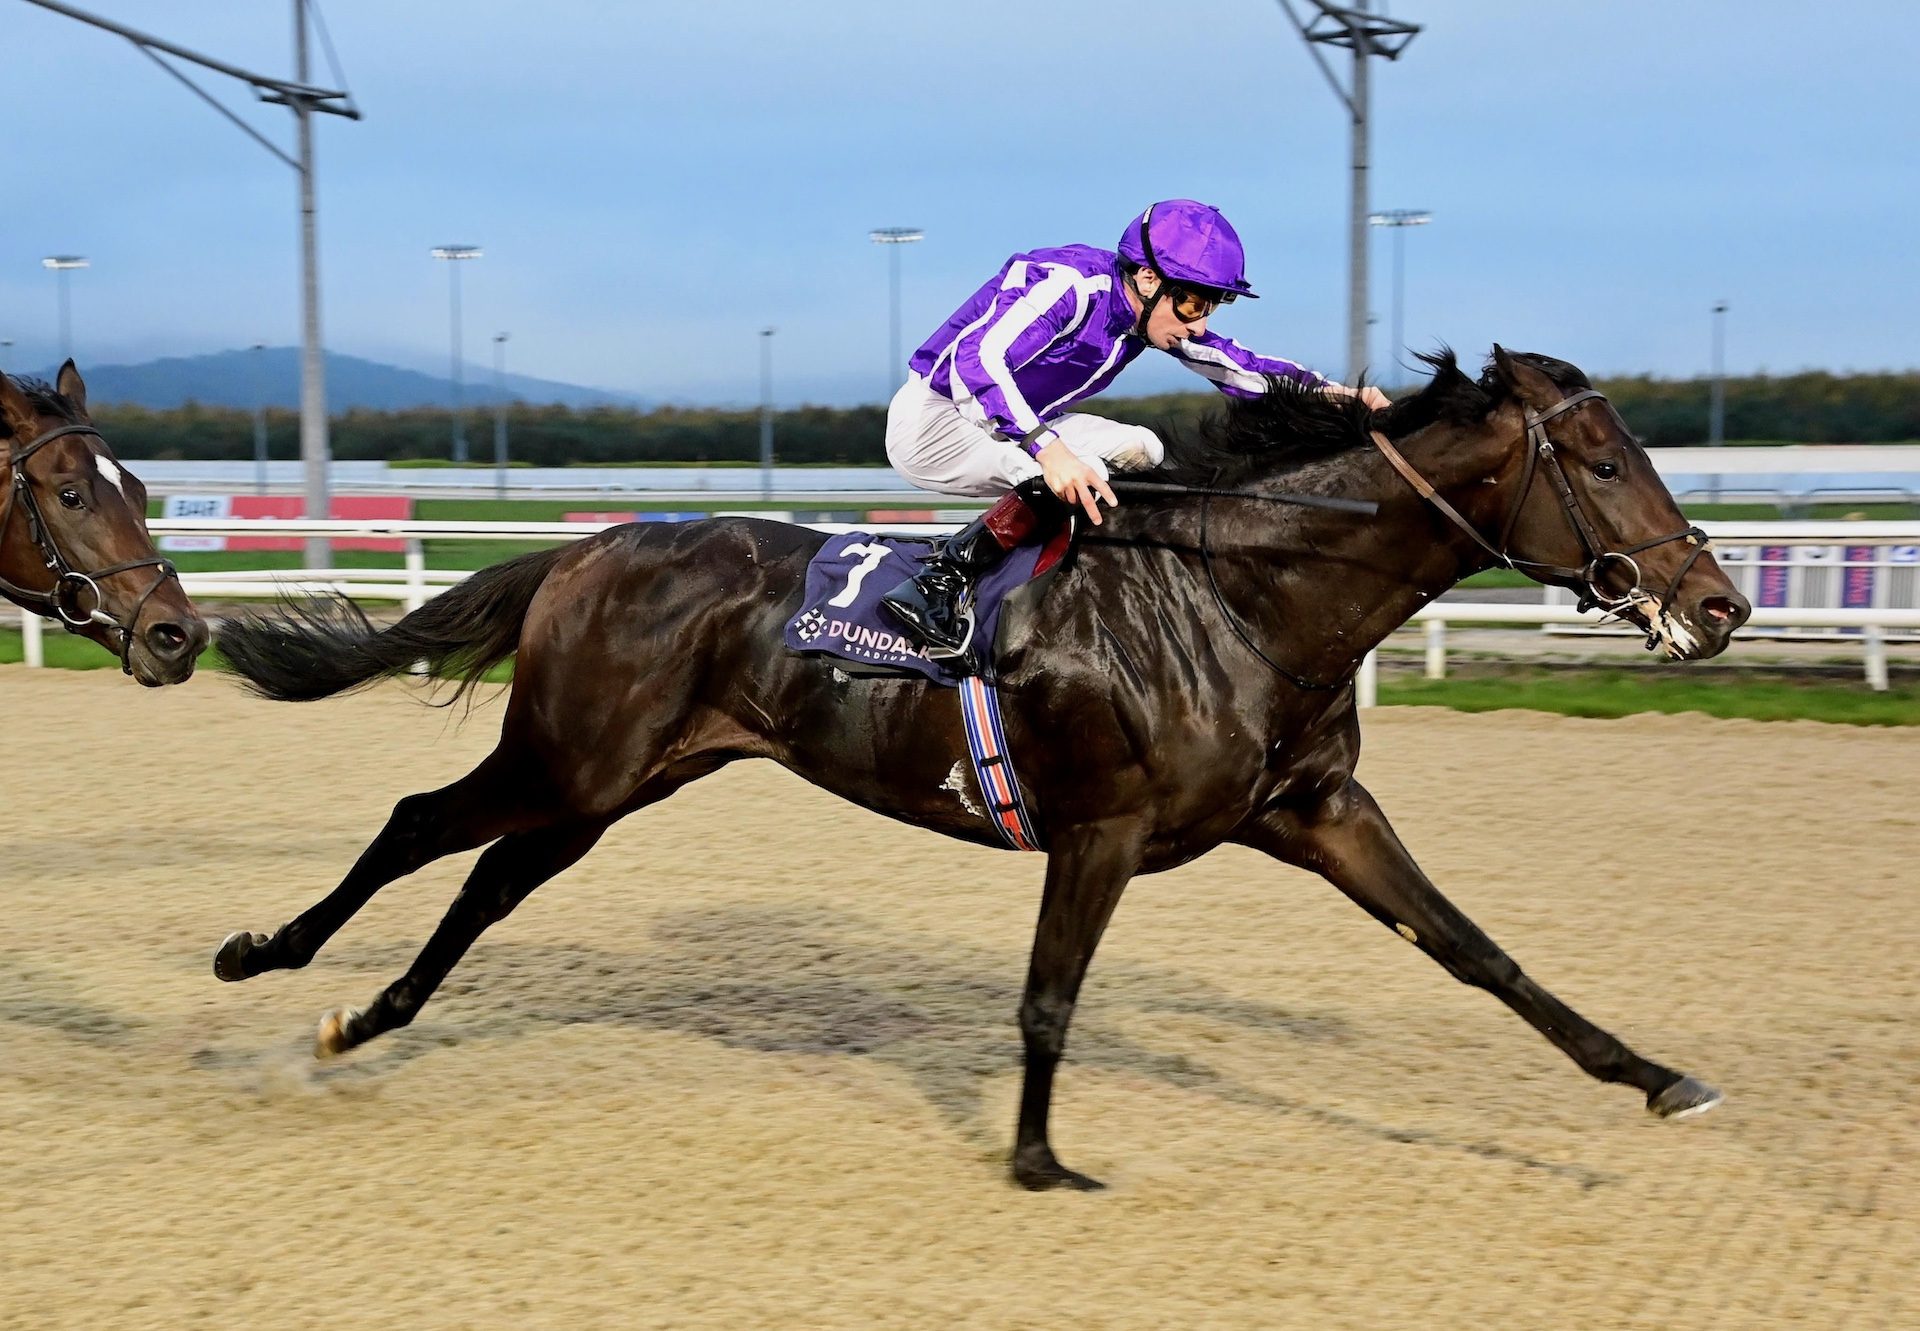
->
<box><xmin>3</xmin><ymin>664</ymin><xmax>1914</xmax><ymax>1330</ymax></box>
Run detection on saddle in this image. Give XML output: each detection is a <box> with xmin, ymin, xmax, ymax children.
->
<box><xmin>783</xmin><ymin>526</ymin><xmax>1071</xmax><ymax>685</ymax></box>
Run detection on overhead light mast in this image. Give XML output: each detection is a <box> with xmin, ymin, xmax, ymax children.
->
<box><xmin>1276</xmin><ymin>1</ymin><xmax>1422</xmax><ymax>384</ymax></box>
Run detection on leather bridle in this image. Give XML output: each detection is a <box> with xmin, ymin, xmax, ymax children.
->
<box><xmin>0</xmin><ymin>421</ymin><xmax>182</xmax><ymax>675</ymax></box>
<box><xmin>1371</xmin><ymin>388</ymin><xmax>1712</xmax><ymax>649</ymax></box>
<box><xmin>1197</xmin><ymin>387</ymin><xmax>1715</xmax><ymax>691</ymax></box>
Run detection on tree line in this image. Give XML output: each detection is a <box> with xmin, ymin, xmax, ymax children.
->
<box><xmin>92</xmin><ymin>369</ymin><xmax>1919</xmax><ymax>465</ymax></box>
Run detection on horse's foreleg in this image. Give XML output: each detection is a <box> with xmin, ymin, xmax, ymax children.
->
<box><xmin>1012</xmin><ymin>825</ymin><xmax>1143</xmax><ymax>1191</ymax></box>
<box><xmin>214</xmin><ymin>750</ymin><xmax>546</xmax><ymax>982</ymax></box>
<box><xmin>1234</xmin><ymin>782</ymin><xmax>1719</xmax><ymax>1119</ymax></box>
<box><xmin>313</xmin><ymin>818</ymin><xmax>608</xmax><ymax>1057</ymax></box>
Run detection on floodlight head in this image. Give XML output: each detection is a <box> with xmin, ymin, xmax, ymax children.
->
<box><xmin>431</xmin><ymin>245</ymin><xmax>483</xmax><ymax>260</ymax></box>
<box><xmin>868</xmin><ymin>227</ymin><xmax>925</xmax><ymax>244</ymax></box>
<box><xmin>42</xmin><ymin>255</ymin><xmax>90</xmax><ymax>270</ymax></box>
<box><xmin>494</xmin><ymin>331</ymin><xmax>510</xmax><ymax>343</ymax></box>
<box><xmin>1367</xmin><ymin>209</ymin><xmax>1432</xmax><ymax>227</ymax></box>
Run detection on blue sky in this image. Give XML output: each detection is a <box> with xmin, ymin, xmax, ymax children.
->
<box><xmin>3</xmin><ymin>1</ymin><xmax>1915</xmax><ymax>405</ymax></box>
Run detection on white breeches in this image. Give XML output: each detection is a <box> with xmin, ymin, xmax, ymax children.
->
<box><xmin>883</xmin><ymin>374</ymin><xmax>1166</xmax><ymax>499</ymax></box>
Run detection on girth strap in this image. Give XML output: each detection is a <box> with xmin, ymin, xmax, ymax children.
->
<box><xmin>958</xmin><ymin>676</ymin><xmax>1040</xmax><ymax>852</ymax></box>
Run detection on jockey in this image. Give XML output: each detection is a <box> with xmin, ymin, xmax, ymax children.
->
<box><xmin>880</xmin><ymin>198</ymin><xmax>1389</xmax><ymax>655</ymax></box>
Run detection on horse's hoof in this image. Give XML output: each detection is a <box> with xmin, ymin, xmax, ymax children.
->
<box><xmin>213</xmin><ymin>931</ymin><xmax>270</xmax><ymax>982</ymax></box>
<box><xmin>1648</xmin><ymin>1075</ymin><xmax>1723</xmax><ymax>1120</ymax></box>
<box><xmin>314</xmin><ymin>1007</ymin><xmax>358</xmax><ymax>1060</ymax></box>
<box><xmin>1012</xmin><ymin>1149</ymin><xmax>1107</xmax><ymax>1192</ymax></box>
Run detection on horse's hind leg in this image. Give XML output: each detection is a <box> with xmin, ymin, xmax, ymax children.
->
<box><xmin>310</xmin><ymin>760</ymin><xmax>723</xmax><ymax>1057</ymax></box>
<box><xmin>313</xmin><ymin>817</ymin><xmax>609</xmax><ymax>1057</ymax></box>
<box><xmin>214</xmin><ymin>746</ymin><xmax>552</xmax><ymax>982</ymax></box>
<box><xmin>1235</xmin><ymin>781</ymin><xmax>1720</xmax><ymax>1119</ymax></box>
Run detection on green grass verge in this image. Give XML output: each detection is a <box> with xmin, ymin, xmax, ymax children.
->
<box><xmin>1378</xmin><ymin>668</ymin><xmax>1920</xmax><ymax>726</ymax></box>
<box><xmin>0</xmin><ymin>628</ymin><xmax>127</xmax><ymax>671</ymax></box>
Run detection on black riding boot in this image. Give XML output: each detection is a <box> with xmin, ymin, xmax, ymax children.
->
<box><xmin>881</xmin><ymin>477</ymin><xmax>1066</xmax><ymax>656</ymax></box>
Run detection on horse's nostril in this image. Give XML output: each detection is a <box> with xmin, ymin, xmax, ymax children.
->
<box><xmin>1701</xmin><ymin>595</ymin><xmax>1743</xmax><ymax>627</ymax></box>
<box><xmin>148</xmin><ymin>621</ymin><xmax>190</xmax><ymax>657</ymax></box>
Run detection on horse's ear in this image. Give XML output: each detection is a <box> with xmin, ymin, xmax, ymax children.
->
<box><xmin>55</xmin><ymin>360</ymin><xmax>90</xmax><ymax>418</ymax></box>
<box><xmin>1489</xmin><ymin>345</ymin><xmax>1561</xmax><ymax>411</ymax></box>
<box><xmin>0</xmin><ymin>373</ymin><xmax>36</xmax><ymax>439</ymax></box>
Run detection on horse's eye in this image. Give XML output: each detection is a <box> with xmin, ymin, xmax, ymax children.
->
<box><xmin>58</xmin><ymin>487</ymin><xmax>84</xmax><ymax>510</ymax></box>
<box><xmin>1592</xmin><ymin>461</ymin><xmax>1620</xmax><ymax>481</ymax></box>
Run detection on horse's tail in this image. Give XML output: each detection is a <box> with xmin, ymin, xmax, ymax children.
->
<box><xmin>216</xmin><ymin>544</ymin><xmax>571</xmax><ymax>703</ymax></box>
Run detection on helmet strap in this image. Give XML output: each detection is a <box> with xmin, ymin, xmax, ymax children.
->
<box><xmin>1132</xmin><ymin>211</ymin><xmax>1165</xmax><ymax>339</ymax></box>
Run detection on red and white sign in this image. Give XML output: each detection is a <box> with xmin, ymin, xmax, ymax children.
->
<box><xmin>161</xmin><ymin>495</ymin><xmax>414</xmax><ymax>552</ymax></box>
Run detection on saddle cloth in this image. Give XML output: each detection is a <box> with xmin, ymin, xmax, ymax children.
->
<box><xmin>783</xmin><ymin>529</ymin><xmax>1060</xmax><ymax>686</ymax></box>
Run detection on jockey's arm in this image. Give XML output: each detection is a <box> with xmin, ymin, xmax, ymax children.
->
<box><xmin>1171</xmin><ymin>331</ymin><xmax>1390</xmax><ymax>411</ymax></box>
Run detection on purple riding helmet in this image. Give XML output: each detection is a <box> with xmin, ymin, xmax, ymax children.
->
<box><xmin>1117</xmin><ymin>199</ymin><xmax>1260</xmax><ymax>299</ymax></box>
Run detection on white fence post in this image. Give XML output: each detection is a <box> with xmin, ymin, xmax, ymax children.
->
<box><xmin>1865</xmin><ymin>626</ymin><xmax>1889</xmax><ymax>692</ymax></box>
<box><xmin>1357</xmin><ymin>648</ymin><xmax>1379</xmax><ymax>709</ymax></box>
<box><xmin>404</xmin><ymin>540</ymin><xmax>427</xmax><ymax>613</ymax></box>
<box><xmin>1424</xmin><ymin>618</ymin><xmax>1447</xmax><ymax>680</ymax></box>
<box><xmin>22</xmin><ymin>610</ymin><xmax>44</xmax><ymax>668</ymax></box>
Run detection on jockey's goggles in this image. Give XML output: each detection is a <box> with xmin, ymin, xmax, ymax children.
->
<box><xmin>1165</xmin><ymin>283</ymin><xmax>1236</xmax><ymax>324</ymax></box>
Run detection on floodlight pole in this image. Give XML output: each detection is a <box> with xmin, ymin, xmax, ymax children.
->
<box><xmin>20</xmin><ymin>0</ymin><xmax>360</xmax><ymax>569</ymax></box>
<box><xmin>869</xmin><ymin>227</ymin><xmax>924</xmax><ymax>402</ymax></box>
<box><xmin>1707</xmin><ymin>301</ymin><xmax>1728</xmax><ymax>503</ymax></box>
<box><xmin>290</xmin><ymin>1</ymin><xmax>332</xmax><ymax>566</ymax></box>
<box><xmin>1709</xmin><ymin>301</ymin><xmax>1728</xmax><ymax>448</ymax></box>
<box><xmin>251</xmin><ymin>342</ymin><xmax>270</xmax><ymax>494</ymax></box>
<box><xmin>431</xmin><ymin>245</ymin><xmax>483</xmax><ymax>463</ymax></box>
<box><xmin>40</xmin><ymin>256</ymin><xmax>88</xmax><ymax>362</ymax></box>
<box><xmin>492</xmin><ymin>332</ymin><xmax>510</xmax><ymax>499</ymax></box>
<box><xmin>758</xmin><ymin>328</ymin><xmax>776</xmax><ymax>501</ymax></box>
<box><xmin>1366</xmin><ymin>209</ymin><xmax>1431</xmax><ymax>388</ymax></box>
<box><xmin>1277</xmin><ymin>1</ymin><xmax>1420</xmax><ymax>385</ymax></box>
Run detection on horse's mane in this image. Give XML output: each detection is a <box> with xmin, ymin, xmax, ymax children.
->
<box><xmin>1148</xmin><ymin>347</ymin><xmax>1592</xmax><ymax>488</ymax></box>
<box><xmin>0</xmin><ymin>375</ymin><xmax>83</xmax><ymax>440</ymax></box>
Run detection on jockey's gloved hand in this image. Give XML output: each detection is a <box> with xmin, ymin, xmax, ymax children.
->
<box><xmin>1324</xmin><ymin>382</ymin><xmax>1392</xmax><ymax>413</ymax></box>
<box><xmin>1035</xmin><ymin>438</ymin><xmax>1116</xmax><ymax>526</ymax></box>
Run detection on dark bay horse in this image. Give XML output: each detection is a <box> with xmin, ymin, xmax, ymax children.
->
<box><xmin>1</xmin><ymin>364</ymin><xmax>207</xmax><ymax>684</ymax></box>
<box><xmin>215</xmin><ymin>347</ymin><xmax>1751</xmax><ymax>1189</ymax></box>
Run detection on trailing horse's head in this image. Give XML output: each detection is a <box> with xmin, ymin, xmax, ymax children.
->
<box><xmin>0</xmin><ymin>365</ymin><xmax>209</xmax><ymax>684</ymax></box>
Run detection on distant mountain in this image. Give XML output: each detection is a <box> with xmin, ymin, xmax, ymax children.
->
<box><xmin>19</xmin><ymin>347</ymin><xmax>647</xmax><ymax>412</ymax></box>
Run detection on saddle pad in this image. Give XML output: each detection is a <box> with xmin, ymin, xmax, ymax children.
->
<box><xmin>784</xmin><ymin>531</ymin><xmax>1046</xmax><ymax>686</ymax></box>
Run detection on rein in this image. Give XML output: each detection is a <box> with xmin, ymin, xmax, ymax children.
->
<box><xmin>1194</xmin><ymin>387</ymin><xmax>1712</xmax><ymax>688</ymax></box>
<box><xmin>1111</xmin><ymin>479</ymin><xmax>1376</xmax><ymax>515</ymax></box>
<box><xmin>0</xmin><ymin>420</ymin><xmax>181</xmax><ymax>675</ymax></box>
<box><xmin>1198</xmin><ymin>492</ymin><xmax>1348</xmax><ymax>692</ymax></box>
<box><xmin>1370</xmin><ymin>389</ymin><xmax>1710</xmax><ymax>648</ymax></box>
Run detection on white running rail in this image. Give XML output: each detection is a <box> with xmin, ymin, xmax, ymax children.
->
<box><xmin>11</xmin><ymin>518</ymin><xmax>1917</xmax><ymax>695</ymax></box>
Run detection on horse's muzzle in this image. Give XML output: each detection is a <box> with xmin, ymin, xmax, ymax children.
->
<box><xmin>129</xmin><ymin>614</ymin><xmax>211</xmax><ymax>686</ymax></box>
<box><xmin>1669</xmin><ymin>588</ymin><xmax>1752</xmax><ymax>660</ymax></box>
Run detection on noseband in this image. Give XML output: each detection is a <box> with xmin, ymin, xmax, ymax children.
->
<box><xmin>1371</xmin><ymin>389</ymin><xmax>1711</xmax><ymax>650</ymax></box>
<box><xmin>0</xmin><ymin>421</ymin><xmax>182</xmax><ymax>675</ymax></box>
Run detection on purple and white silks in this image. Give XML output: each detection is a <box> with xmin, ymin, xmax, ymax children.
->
<box><xmin>907</xmin><ymin>244</ymin><xmax>1326</xmax><ymax>444</ymax></box>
